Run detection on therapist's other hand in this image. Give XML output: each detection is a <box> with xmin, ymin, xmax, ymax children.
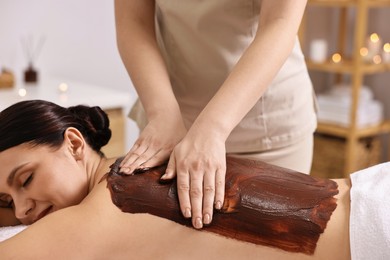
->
<box><xmin>120</xmin><ymin>117</ymin><xmax>186</xmax><ymax>174</ymax></box>
<box><xmin>162</xmin><ymin>130</ymin><xmax>227</xmax><ymax>229</ymax></box>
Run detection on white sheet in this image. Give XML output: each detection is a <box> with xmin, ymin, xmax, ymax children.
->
<box><xmin>0</xmin><ymin>225</ymin><xmax>27</xmax><ymax>242</ymax></box>
<box><xmin>350</xmin><ymin>162</ymin><xmax>390</xmax><ymax>259</ymax></box>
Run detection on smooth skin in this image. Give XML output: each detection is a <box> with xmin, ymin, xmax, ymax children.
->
<box><xmin>0</xmin><ymin>128</ymin><xmax>351</xmax><ymax>259</ymax></box>
<box><xmin>0</xmin><ymin>128</ymin><xmax>100</xmax><ymax>226</ymax></box>
<box><xmin>115</xmin><ymin>0</ymin><xmax>309</xmax><ymax>229</ymax></box>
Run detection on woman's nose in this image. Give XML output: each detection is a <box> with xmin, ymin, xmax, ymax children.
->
<box><xmin>14</xmin><ymin>196</ymin><xmax>34</xmax><ymax>220</ymax></box>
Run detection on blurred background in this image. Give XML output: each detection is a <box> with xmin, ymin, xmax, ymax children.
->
<box><xmin>0</xmin><ymin>0</ymin><xmax>138</xmax><ymax>153</ymax></box>
<box><xmin>300</xmin><ymin>3</ymin><xmax>390</xmax><ymax>177</ymax></box>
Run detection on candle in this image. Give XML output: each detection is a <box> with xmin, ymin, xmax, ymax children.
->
<box><xmin>360</xmin><ymin>47</ymin><xmax>368</xmax><ymax>56</ymax></box>
<box><xmin>58</xmin><ymin>83</ymin><xmax>69</xmax><ymax>93</ymax></box>
<box><xmin>18</xmin><ymin>88</ymin><xmax>27</xmax><ymax>97</ymax></box>
<box><xmin>373</xmin><ymin>55</ymin><xmax>382</xmax><ymax>65</ymax></box>
<box><xmin>310</xmin><ymin>39</ymin><xmax>328</xmax><ymax>63</ymax></box>
<box><xmin>383</xmin><ymin>43</ymin><xmax>390</xmax><ymax>63</ymax></box>
<box><xmin>58</xmin><ymin>82</ymin><xmax>69</xmax><ymax>102</ymax></box>
<box><xmin>331</xmin><ymin>53</ymin><xmax>342</xmax><ymax>64</ymax></box>
<box><xmin>367</xmin><ymin>33</ymin><xmax>382</xmax><ymax>61</ymax></box>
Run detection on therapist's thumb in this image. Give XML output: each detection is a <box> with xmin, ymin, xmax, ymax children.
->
<box><xmin>160</xmin><ymin>153</ymin><xmax>176</xmax><ymax>181</ymax></box>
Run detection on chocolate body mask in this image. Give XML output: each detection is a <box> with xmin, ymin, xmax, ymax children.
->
<box><xmin>105</xmin><ymin>157</ymin><xmax>338</xmax><ymax>255</ymax></box>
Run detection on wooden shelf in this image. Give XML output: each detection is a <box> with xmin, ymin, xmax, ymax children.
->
<box><xmin>303</xmin><ymin>0</ymin><xmax>390</xmax><ymax>176</ymax></box>
<box><xmin>316</xmin><ymin>120</ymin><xmax>390</xmax><ymax>138</ymax></box>
<box><xmin>308</xmin><ymin>0</ymin><xmax>390</xmax><ymax>7</ymax></box>
<box><xmin>306</xmin><ymin>60</ymin><xmax>390</xmax><ymax>74</ymax></box>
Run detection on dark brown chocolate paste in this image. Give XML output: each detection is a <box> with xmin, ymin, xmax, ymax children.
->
<box><xmin>105</xmin><ymin>156</ymin><xmax>338</xmax><ymax>255</ymax></box>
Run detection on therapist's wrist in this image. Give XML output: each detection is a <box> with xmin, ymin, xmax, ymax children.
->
<box><xmin>188</xmin><ymin>120</ymin><xmax>230</xmax><ymax>144</ymax></box>
<box><xmin>146</xmin><ymin>105</ymin><xmax>182</xmax><ymax>122</ymax></box>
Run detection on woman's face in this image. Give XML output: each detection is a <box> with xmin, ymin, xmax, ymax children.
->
<box><xmin>0</xmin><ymin>143</ymin><xmax>88</xmax><ymax>225</ymax></box>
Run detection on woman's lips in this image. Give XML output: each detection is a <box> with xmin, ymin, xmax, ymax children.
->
<box><xmin>35</xmin><ymin>206</ymin><xmax>53</xmax><ymax>223</ymax></box>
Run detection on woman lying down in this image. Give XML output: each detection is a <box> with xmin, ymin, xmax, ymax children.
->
<box><xmin>0</xmin><ymin>100</ymin><xmax>388</xmax><ymax>259</ymax></box>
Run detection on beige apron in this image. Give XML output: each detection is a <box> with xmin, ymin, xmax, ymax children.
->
<box><xmin>130</xmin><ymin>0</ymin><xmax>317</xmax><ymax>153</ymax></box>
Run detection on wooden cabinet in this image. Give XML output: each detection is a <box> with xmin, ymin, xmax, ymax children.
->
<box><xmin>300</xmin><ymin>0</ymin><xmax>390</xmax><ymax>176</ymax></box>
<box><xmin>101</xmin><ymin>108</ymin><xmax>126</xmax><ymax>158</ymax></box>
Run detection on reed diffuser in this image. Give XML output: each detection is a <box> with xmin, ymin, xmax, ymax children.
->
<box><xmin>21</xmin><ymin>35</ymin><xmax>45</xmax><ymax>84</ymax></box>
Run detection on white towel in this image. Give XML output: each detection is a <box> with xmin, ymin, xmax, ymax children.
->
<box><xmin>350</xmin><ymin>162</ymin><xmax>390</xmax><ymax>259</ymax></box>
<box><xmin>328</xmin><ymin>84</ymin><xmax>374</xmax><ymax>103</ymax></box>
<box><xmin>318</xmin><ymin>101</ymin><xmax>383</xmax><ymax>127</ymax></box>
<box><xmin>317</xmin><ymin>94</ymin><xmax>383</xmax><ymax>127</ymax></box>
<box><xmin>0</xmin><ymin>225</ymin><xmax>27</xmax><ymax>242</ymax></box>
<box><xmin>317</xmin><ymin>95</ymin><xmax>374</xmax><ymax>110</ymax></box>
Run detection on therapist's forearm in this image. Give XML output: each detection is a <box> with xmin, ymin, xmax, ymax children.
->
<box><xmin>115</xmin><ymin>0</ymin><xmax>181</xmax><ymax>120</ymax></box>
<box><xmin>190</xmin><ymin>0</ymin><xmax>307</xmax><ymax>140</ymax></box>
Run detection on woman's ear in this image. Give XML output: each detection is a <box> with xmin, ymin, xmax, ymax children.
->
<box><xmin>64</xmin><ymin>127</ymin><xmax>85</xmax><ymax>160</ymax></box>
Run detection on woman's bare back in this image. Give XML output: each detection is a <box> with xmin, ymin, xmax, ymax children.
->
<box><xmin>0</xmin><ymin>158</ymin><xmax>351</xmax><ymax>259</ymax></box>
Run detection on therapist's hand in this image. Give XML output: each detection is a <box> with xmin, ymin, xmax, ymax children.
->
<box><xmin>162</xmin><ymin>129</ymin><xmax>227</xmax><ymax>229</ymax></box>
<box><xmin>120</xmin><ymin>117</ymin><xmax>187</xmax><ymax>174</ymax></box>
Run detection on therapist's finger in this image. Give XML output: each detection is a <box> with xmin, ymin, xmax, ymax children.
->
<box><xmin>140</xmin><ymin>148</ymin><xmax>170</xmax><ymax>168</ymax></box>
<box><xmin>189</xmin><ymin>171</ymin><xmax>204</xmax><ymax>229</ymax></box>
<box><xmin>121</xmin><ymin>142</ymin><xmax>142</xmax><ymax>166</ymax></box>
<box><xmin>176</xmin><ymin>168</ymin><xmax>192</xmax><ymax>221</ymax></box>
<box><xmin>214</xmin><ymin>166</ymin><xmax>226</xmax><ymax>210</ymax></box>
<box><xmin>120</xmin><ymin>144</ymin><xmax>149</xmax><ymax>174</ymax></box>
<box><xmin>129</xmin><ymin>145</ymin><xmax>168</xmax><ymax>169</ymax></box>
<box><xmin>202</xmin><ymin>171</ymin><xmax>216</xmax><ymax>225</ymax></box>
<box><xmin>161</xmin><ymin>153</ymin><xmax>177</xmax><ymax>180</ymax></box>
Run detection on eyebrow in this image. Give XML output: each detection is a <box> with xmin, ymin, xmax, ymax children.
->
<box><xmin>7</xmin><ymin>163</ymin><xmax>29</xmax><ymax>186</ymax></box>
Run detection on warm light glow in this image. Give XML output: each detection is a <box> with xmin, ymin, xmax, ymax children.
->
<box><xmin>384</xmin><ymin>43</ymin><xmax>390</xmax><ymax>53</ymax></box>
<box><xmin>360</xmin><ymin>47</ymin><xmax>368</xmax><ymax>57</ymax></box>
<box><xmin>332</xmin><ymin>53</ymin><xmax>342</xmax><ymax>63</ymax></box>
<box><xmin>370</xmin><ymin>33</ymin><xmax>380</xmax><ymax>43</ymax></box>
<box><xmin>373</xmin><ymin>55</ymin><xmax>382</xmax><ymax>65</ymax></box>
<box><xmin>58</xmin><ymin>83</ymin><xmax>68</xmax><ymax>93</ymax></box>
<box><xmin>383</xmin><ymin>43</ymin><xmax>390</xmax><ymax>63</ymax></box>
<box><xmin>18</xmin><ymin>88</ymin><xmax>27</xmax><ymax>97</ymax></box>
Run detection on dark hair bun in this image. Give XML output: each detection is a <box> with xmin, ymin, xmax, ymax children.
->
<box><xmin>68</xmin><ymin>105</ymin><xmax>112</xmax><ymax>152</ymax></box>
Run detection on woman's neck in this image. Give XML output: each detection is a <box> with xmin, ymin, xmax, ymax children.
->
<box><xmin>86</xmin><ymin>153</ymin><xmax>117</xmax><ymax>192</ymax></box>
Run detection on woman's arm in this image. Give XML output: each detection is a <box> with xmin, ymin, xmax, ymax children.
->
<box><xmin>114</xmin><ymin>0</ymin><xmax>187</xmax><ymax>172</ymax></box>
<box><xmin>164</xmin><ymin>0</ymin><xmax>309</xmax><ymax>228</ymax></box>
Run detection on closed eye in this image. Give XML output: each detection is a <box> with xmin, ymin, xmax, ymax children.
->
<box><xmin>23</xmin><ymin>174</ymin><xmax>33</xmax><ymax>187</ymax></box>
